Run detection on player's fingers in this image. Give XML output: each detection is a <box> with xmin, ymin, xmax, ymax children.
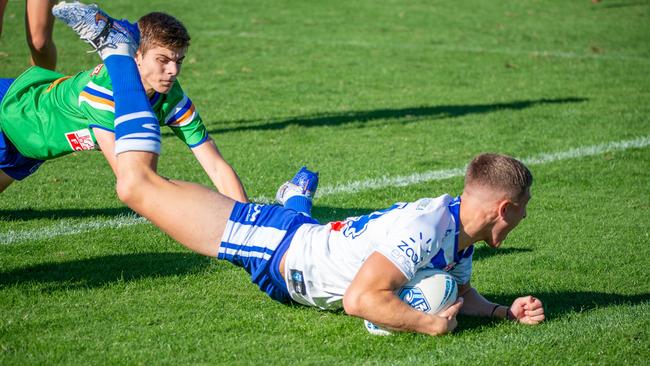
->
<box><xmin>447</xmin><ymin>316</ymin><xmax>458</xmax><ymax>333</ymax></box>
<box><xmin>521</xmin><ymin>314</ymin><xmax>545</xmax><ymax>325</ymax></box>
<box><xmin>525</xmin><ymin>307</ymin><xmax>544</xmax><ymax>317</ymax></box>
<box><xmin>439</xmin><ymin>297</ymin><xmax>464</xmax><ymax>318</ymax></box>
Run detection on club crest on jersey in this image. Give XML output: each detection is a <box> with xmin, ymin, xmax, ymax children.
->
<box><xmin>398</xmin><ymin>287</ymin><xmax>431</xmax><ymax>312</ymax></box>
<box><xmin>65</xmin><ymin>129</ymin><xmax>95</xmax><ymax>151</ymax></box>
<box><xmin>342</xmin><ymin>203</ymin><xmax>406</xmax><ymax>239</ymax></box>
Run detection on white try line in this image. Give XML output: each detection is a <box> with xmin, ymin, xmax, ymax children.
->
<box><xmin>2</xmin><ymin>136</ymin><xmax>649</xmax><ymax>244</ymax></box>
<box><xmin>201</xmin><ymin>30</ymin><xmax>650</xmax><ymax>63</ymax></box>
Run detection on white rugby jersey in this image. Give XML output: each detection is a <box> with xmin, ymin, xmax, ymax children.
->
<box><xmin>283</xmin><ymin>194</ymin><xmax>474</xmax><ymax>309</ymax></box>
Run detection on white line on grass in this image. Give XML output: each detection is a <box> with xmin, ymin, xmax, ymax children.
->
<box><xmin>202</xmin><ymin>30</ymin><xmax>650</xmax><ymax>63</ymax></box>
<box><xmin>0</xmin><ymin>214</ymin><xmax>147</xmax><ymax>245</ymax></box>
<box><xmin>315</xmin><ymin>136</ymin><xmax>650</xmax><ymax>198</ymax></box>
<box><xmin>3</xmin><ymin>136</ymin><xmax>649</xmax><ymax>244</ymax></box>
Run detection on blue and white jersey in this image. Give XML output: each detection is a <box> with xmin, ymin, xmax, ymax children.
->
<box><xmin>283</xmin><ymin>194</ymin><xmax>474</xmax><ymax>309</ymax></box>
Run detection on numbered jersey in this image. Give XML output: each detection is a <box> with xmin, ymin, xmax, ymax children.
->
<box><xmin>284</xmin><ymin>194</ymin><xmax>474</xmax><ymax>309</ymax></box>
<box><xmin>0</xmin><ymin>65</ymin><xmax>207</xmax><ymax>160</ymax></box>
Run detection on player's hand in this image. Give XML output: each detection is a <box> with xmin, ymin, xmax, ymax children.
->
<box><xmin>435</xmin><ymin>297</ymin><xmax>464</xmax><ymax>334</ymax></box>
<box><xmin>509</xmin><ymin>296</ymin><xmax>545</xmax><ymax>325</ymax></box>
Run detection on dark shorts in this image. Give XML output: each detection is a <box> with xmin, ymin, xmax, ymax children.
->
<box><xmin>219</xmin><ymin>202</ymin><xmax>319</xmax><ymax>303</ymax></box>
<box><xmin>0</xmin><ymin>78</ymin><xmax>45</xmax><ymax>180</ymax></box>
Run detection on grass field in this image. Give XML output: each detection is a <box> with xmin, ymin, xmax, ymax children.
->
<box><xmin>1</xmin><ymin>0</ymin><xmax>649</xmax><ymax>364</ymax></box>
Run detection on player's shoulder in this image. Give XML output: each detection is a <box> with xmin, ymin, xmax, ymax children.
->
<box><xmin>78</xmin><ymin>64</ymin><xmax>113</xmax><ymax>97</ymax></box>
<box><xmin>400</xmin><ymin>195</ymin><xmax>454</xmax><ymax>231</ymax></box>
<box><xmin>409</xmin><ymin>194</ymin><xmax>454</xmax><ymax>215</ymax></box>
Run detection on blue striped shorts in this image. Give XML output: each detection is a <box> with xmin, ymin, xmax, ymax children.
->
<box><xmin>219</xmin><ymin>202</ymin><xmax>319</xmax><ymax>303</ymax></box>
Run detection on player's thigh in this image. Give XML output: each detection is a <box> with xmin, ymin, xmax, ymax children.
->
<box><xmin>133</xmin><ymin>172</ymin><xmax>235</xmax><ymax>257</ymax></box>
<box><xmin>24</xmin><ymin>0</ymin><xmax>55</xmax><ymax>41</ymax></box>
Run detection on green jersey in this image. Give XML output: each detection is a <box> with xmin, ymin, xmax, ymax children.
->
<box><xmin>0</xmin><ymin>65</ymin><xmax>208</xmax><ymax>160</ymax></box>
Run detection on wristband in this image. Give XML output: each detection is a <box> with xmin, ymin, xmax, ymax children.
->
<box><xmin>489</xmin><ymin>304</ymin><xmax>500</xmax><ymax>318</ymax></box>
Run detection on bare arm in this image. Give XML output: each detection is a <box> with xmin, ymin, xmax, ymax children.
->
<box><xmin>343</xmin><ymin>252</ymin><xmax>463</xmax><ymax>336</ymax></box>
<box><xmin>458</xmin><ymin>283</ymin><xmax>545</xmax><ymax>324</ymax></box>
<box><xmin>93</xmin><ymin>127</ymin><xmax>118</xmax><ymax>176</ymax></box>
<box><xmin>0</xmin><ymin>0</ymin><xmax>8</xmax><ymax>37</ymax></box>
<box><xmin>191</xmin><ymin>139</ymin><xmax>248</xmax><ymax>203</ymax></box>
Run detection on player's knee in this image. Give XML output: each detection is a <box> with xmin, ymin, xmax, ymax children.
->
<box><xmin>26</xmin><ymin>34</ymin><xmax>53</xmax><ymax>53</ymax></box>
<box><xmin>115</xmin><ymin>173</ymin><xmax>144</xmax><ymax>207</ymax></box>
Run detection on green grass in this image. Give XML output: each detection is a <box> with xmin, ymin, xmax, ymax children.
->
<box><xmin>1</xmin><ymin>0</ymin><xmax>649</xmax><ymax>364</ymax></box>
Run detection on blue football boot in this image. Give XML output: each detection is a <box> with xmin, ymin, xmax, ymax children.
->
<box><xmin>275</xmin><ymin>166</ymin><xmax>319</xmax><ymax>205</ymax></box>
<box><xmin>52</xmin><ymin>1</ymin><xmax>139</xmax><ymax>58</ymax></box>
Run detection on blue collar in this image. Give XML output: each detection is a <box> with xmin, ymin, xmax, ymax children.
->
<box><xmin>448</xmin><ymin>195</ymin><xmax>470</xmax><ymax>262</ymax></box>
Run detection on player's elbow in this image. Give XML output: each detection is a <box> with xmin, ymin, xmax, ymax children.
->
<box><xmin>342</xmin><ymin>290</ymin><xmax>366</xmax><ymax>318</ymax></box>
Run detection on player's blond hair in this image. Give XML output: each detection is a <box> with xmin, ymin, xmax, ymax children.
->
<box><xmin>465</xmin><ymin>153</ymin><xmax>533</xmax><ymax>201</ymax></box>
<box><xmin>137</xmin><ymin>12</ymin><xmax>191</xmax><ymax>54</ymax></box>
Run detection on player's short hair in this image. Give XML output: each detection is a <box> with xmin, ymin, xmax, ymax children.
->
<box><xmin>137</xmin><ymin>12</ymin><xmax>191</xmax><ymax>54</ymax></box>
<box><xmin>465</xmin><ymin>153</ymin><xmax>533</xmax><ymax>201</ymax></box>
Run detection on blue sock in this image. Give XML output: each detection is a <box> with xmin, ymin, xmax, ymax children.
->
<box><xmin>285</xmin><ymin>195</ymin><xmax>313</xmax><ymax>216</ymax></box>
<box><xmin>103</xmin><ymin>55</ymin><xmax>160</xmax><ymax>155</ymax></box>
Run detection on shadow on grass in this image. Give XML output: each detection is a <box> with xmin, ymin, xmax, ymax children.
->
<box><xmin>456</xmin><ymin>291</ymin><xmax>650</xmax><ymax>333</ymax></box>
<box><xmin>595</xmin><ymin>1</ymin><xmax>649</xmax><ymax>9</ymax></box>
<box><xmin>185</xmin><ymin>97</ymin><xmax>587</xmax><ymax>135</ymax></box>
<box><xmin>0</xmin><ymin>252</ymin><xmax>212</xmax><ymax>291</ymax></box>
<box><xmin>0</xmin><ymin>207</ymin><xmax>134</xmax><ymax>221</ymax></box>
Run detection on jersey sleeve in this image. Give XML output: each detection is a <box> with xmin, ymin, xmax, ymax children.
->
<box><xmin>162</xmin><ymin>91</ymin><xmax>209</xmax><ymax>148</ymax></box>
<box><xmin>76</xmin><ymin>65</ymin><xmax>116</xmax><ymax>132</ymax></box>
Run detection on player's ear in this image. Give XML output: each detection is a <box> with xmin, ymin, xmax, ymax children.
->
<box><xmin>496</xmin><ymin>200</ymin><xmax>510</xmax><ymax>220</ymax></box>
<box><xmin>135</xmin><ymin>50</ymin><xmax>143</xmax><ymax>65</ymax></box>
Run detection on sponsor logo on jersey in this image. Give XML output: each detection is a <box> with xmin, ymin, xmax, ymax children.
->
<box><xmin>398</xmin><ymin>287</ymin><xmax>431</xmax><ymax>312</ymax></box>
<box><xmin>65</xmin><ymin>129</ymin><xmax>95</xmax><ymax>151</ymax></box>
<box><xmin>91</xmin><ymin>64</ymin><xmax>104</xmax><ymax>76</ymax></box>
<box><xmin>290</xmin><ymin>269</ymin><xmax>307</xmax><ymax>295</ymax></box>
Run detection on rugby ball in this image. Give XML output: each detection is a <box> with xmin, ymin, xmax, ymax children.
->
<box><xmin>364</xmin><ymin>269</ymin><xmax>458</xmax><ymax>336</ymax></box>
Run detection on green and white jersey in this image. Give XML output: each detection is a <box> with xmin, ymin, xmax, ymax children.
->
<box><xmin>0</xmin><ymin>65</ymin><xmax>208</xmax><ymax>160</ymax></box>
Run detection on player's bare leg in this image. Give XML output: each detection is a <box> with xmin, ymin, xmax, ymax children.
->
<box><xmin>115</xmin><ymin>151</ymin><xmax>234</xmax><ymax>256</ymax></box>
<box><xmin>0</xmin><ymin>170</ymin><xmax>14</xmax><ymax>193</ymax></box>
<box><xmin>53</xmin><ymin>1</ymin><xmax>233</xmax><ymax>256</ymax></box>
<box><xmin>25</xmin><ymin>0</ymin><xmax>57</xmax><ymax>70</ymax></box>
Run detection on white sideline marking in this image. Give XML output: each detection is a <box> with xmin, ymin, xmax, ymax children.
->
<box><xmin>315</xmin><ymin>136</ymin><xmax>650</xmax><ymax>197</ymax></box>
<box><xmin>2</xmin><ymin>136</ymin><xmax>649</xmax><ymax>244</ymax></box>
<box><xmin>0</xmin><ymin>214</ymin><xmax>146</xmax><ymax>245</ymax></box>
<box><xmin>202</xmin><ymin>30</ymin><xmax>650</xmax><ymax>62</ymax></box>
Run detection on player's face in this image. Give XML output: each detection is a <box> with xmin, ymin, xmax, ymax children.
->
<box><xmin>136</xmin><ymin>46</ymin><xmax>187</xmax><ymax>94</ymax></box>
<box><xmin>486</xmin><ymin>190</ymin><xmax>530</xmax><ymax>248</ymax></box>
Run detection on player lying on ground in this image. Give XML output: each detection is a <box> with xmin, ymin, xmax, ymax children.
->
<box><xmin>53</xmin><ymin>2</ymin><xmax>545</xmax><ymax>336</ymax></box>
<box><xmin>0</xmin><ymin>11</ymin><xmax>247</xmax><ymax>201</ymax></box>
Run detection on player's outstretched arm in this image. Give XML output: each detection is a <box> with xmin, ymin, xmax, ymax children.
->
<box><xmin>343</xmin><ymin>252</ymin><xmax>463</xmax><ymax>336</ymax></box>
<box><xmin>458</xmin><ymin>284</ymin><xmax>545</xmax><ymax>324</ymax></box>
<box><xmin>191</xmin><ymin>139</ymin><xmax>248</xmax><ymax>202</ymax></box>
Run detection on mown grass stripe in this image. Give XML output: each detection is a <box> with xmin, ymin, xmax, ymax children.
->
<box><xmin>3</xmin><ymin>136</ymin><xmax>648</xmax><ymax>244</ymax></box>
